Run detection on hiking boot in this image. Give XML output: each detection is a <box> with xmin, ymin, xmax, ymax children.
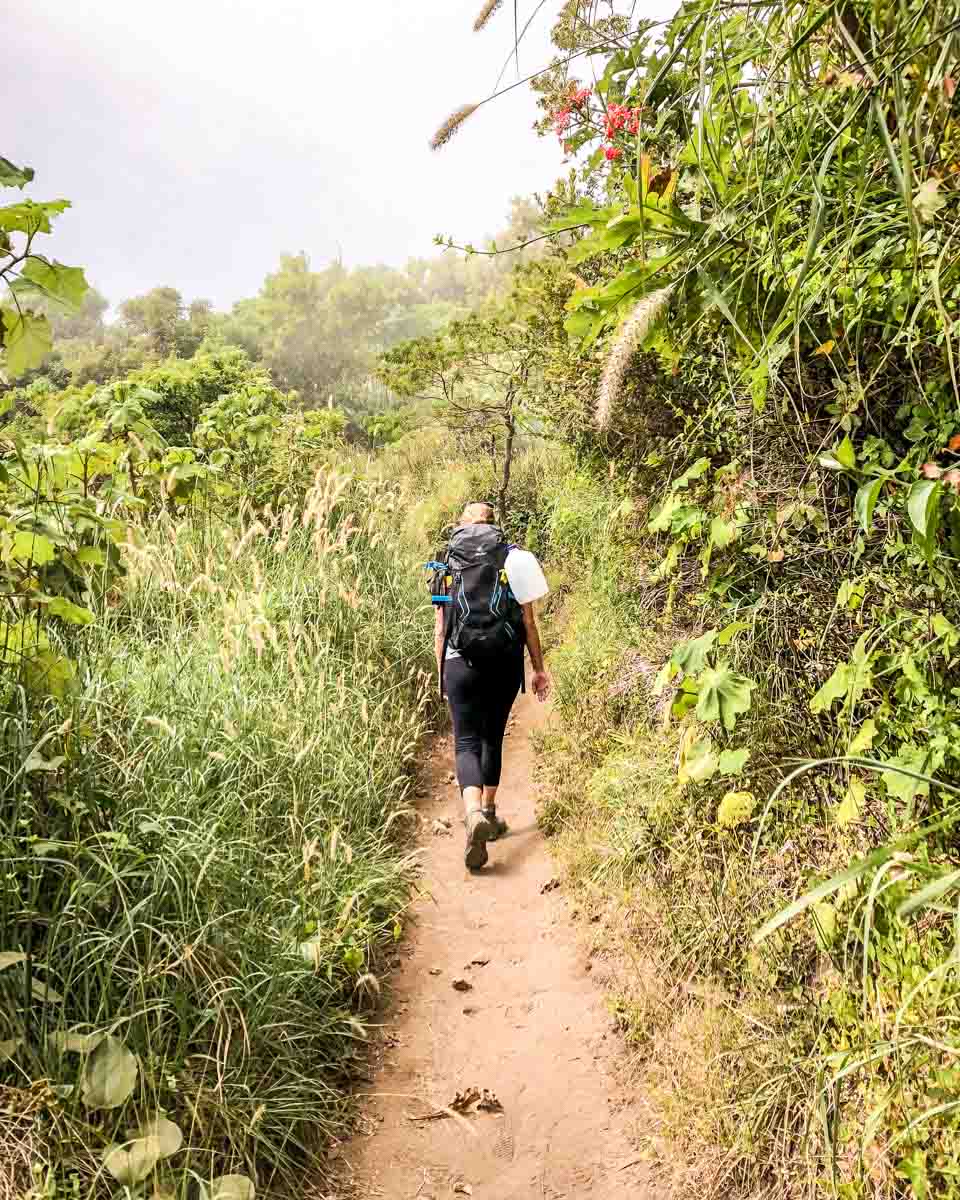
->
<box><xmin>464</xmin><ymin>810</ymin><xmax>492</xmax><ymax>871</ymax></box>
<box><xmin>482</xmin><ymin>809</ymin><xmax>508</xmax><ymax>840</ymax></box>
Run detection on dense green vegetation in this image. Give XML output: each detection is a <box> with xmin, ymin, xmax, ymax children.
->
<box><xmin>3</xmin><ymin>0</ymin><xmax>960</xmax><ymax>1195</ymax></box>
<box><xmin>414</xmin><ymin>1</ymin><xmax>960</xmax><ymax>1196</ymax></box>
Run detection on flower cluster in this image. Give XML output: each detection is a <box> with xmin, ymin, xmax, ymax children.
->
<box><xmin>600</xmin><ymin>103</ymin><xmax>642</xmax><ymax>162</ymax></box>
<box><xmin>550</xmin><ymin>86</ymin><xmax>592</xmax><ymax>141</ymax></box>
<box><xmin>604</xmin><ymin>102</ymin><xmax>642</xmax><ymax>138</ymax></box>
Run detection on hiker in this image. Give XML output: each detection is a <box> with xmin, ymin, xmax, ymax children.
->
<box><xmin>431</xmin><ymin>501</ymin><xmax>550</xmax><ymax>871</ymax></box>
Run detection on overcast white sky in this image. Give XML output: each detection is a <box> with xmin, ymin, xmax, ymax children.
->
<box><xmin>7</xmin><ymin>1</ymin><xmax>577</xmax><ymax>310</ymax></box>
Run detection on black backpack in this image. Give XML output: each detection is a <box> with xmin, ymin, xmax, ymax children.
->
<box><xmin>429</xmin><ymin>523</ymin><xmax>525</xmax><ymax>694</ymax></box>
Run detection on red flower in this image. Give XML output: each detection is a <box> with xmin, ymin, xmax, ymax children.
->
<box><xmin>571</xmin><ymin>87</ymin><xmax>591</xmax><ymax>106</ymax></box>
<box><xmin>604</xmin><ymin>145</ymin><xmax>623</xmax><ymax>161</ymax></box>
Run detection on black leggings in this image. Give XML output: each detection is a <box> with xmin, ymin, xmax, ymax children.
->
<box><xmin>444</xmin><ymin>656</ymin><xmax>522</xmax><ymax>791</ymax></box>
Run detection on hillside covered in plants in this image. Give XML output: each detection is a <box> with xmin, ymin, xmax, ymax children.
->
<box><xmin>2</xmin><ymin>0</ymin><xmax>960</xmax><ymax>1197</ymax></box>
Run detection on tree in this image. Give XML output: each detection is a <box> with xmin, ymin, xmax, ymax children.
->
<box><xmin>377</xmin><ymin>302</ymin><xmax>544</xmax><ymax>516</ymax></box>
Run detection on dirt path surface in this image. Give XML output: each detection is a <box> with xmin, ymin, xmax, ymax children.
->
<box><xmin>340</xmin><ymin>686</ymin><xmax>662</xmax><ymax>1200</ymax></box>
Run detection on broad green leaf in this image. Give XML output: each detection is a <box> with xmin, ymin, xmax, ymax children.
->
<box><xmin>709</xmin><ymin>516</ymin><xmax>738</xmax><ymax>548</ymax></box>
<box><xmin>717</xmin><ymin>790</ymin><xmax>756</xmax><ymax>828</ymax></box>
<box><xmin>672</xmin><ymin>457</ymin><xmax>710</xmax><ymax>491</ymax></box>
<box><xmin>678</xmin><ymin>728</ymin><xmax>717</xmax><ymax>786</ymax></box>
<box><xmin>717</xmin><ymin>619</ymin><xmax>750</xmax><ymax>646</ymax></box>
<box><xmin>648</xmin><ymin>493</ymin><xmax>685</xmax><ymax>532</ymax></box>
<box><xmin>204</xmin><ymin>1175</ymin><xmax>256</xmax><ymax>1200</ymax></box>
<box><xmin>47</xmin><ymin>597</ymin><xmax>94</xmax><ymax>626</ymax></box>
<box><xmin>835</xmin><ymin>778</ymin><xmax>865</xmax><ymax>826</ymax></box>
<box><xmin>849</xmin><ymin>718</ymin><xmax>877</xmax><ymax>755</ymax></box>
<box><xmin>854</xmin><ymin>478</ymin><xmax>884</xmax><ymax>531</ymax></box>
<box><xmin>907</xmin><ymin>479</ymin><xmax>940</xmax><ymax>540</ymax></box>
<box><xmin>695</xmin><ymin>663</ymin><xmax>755</xmax><ymax>731</ymax></box>
<box><xmin>103</xmin><ymin>1136</ymin><xmax>163</xmax><ymax>1186</ymax></box>
<box><xmin>2</xmin><ymin>309</ymin><xmax>52</xmax><ymax>378</ymax></box>
<box><xmin>136</xmin><ymin>1114</ymin><xmax>183</xmax><ymax>1158</ymax></box>
<box><xmin>718</xmin><ymin>747</ymin><xmax>750</xmax><ymax>776</ymax></box>
<box><xmin>671</xmin><ymin>629</ymin><xmax>717</xmax><ymax>674</ymax></box>
<box><xmin>31</xmin><ymin>977</ymin><xmax>63</xmax><ymax>1002</ymax></box>
<box><xmin>651</xmin><ymin>543</ymin><xmax>679</xmax><ymax>579</ymax></box>
<box><xmin>17</xmin><ymin>259</ymin><xmax>88</xmax><ymax>309</ymax></box>
<box><xmin>0</xmin><ymin>1038</ymin><xmax>22</xmax><ymax>1058</ymax></box>
<box><xmin>810</xmin><ymin>663</ymin><xmax>851</xmax><ymax>714</ymax></box>
<box><xmin>10</xmin><ymin>531</ymin><xmax>56</xmax><ymax>565</ymax></box>
<box><xmin>835</xmin><ymin>435</ymin><xmax>856</xmax><ymax>469</ymax></box>
<box><xmin>81</xmin><ymin>1034</ymin><xmax>139</xmax><ymax>1109</ymax></box>
<box><xmin>881</xmin><ymin>747</ymin><xmax>930</xmax><ymax>803</ymax></box>
<box><xmin>49</xmin><ymin>1029</ymin><xmax>105</xmax><ymax>1054</ymax></box>
<box><xmin>0</xmin><ymin>157</ymin><xmax>34</xmax><ymax>188</ymax></box>
<box><xmin>0</xmin><ymin>198</ymin><xmax>70</xmax><ymax>235</ymax></box>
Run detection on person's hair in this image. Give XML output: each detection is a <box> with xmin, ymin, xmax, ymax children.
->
<box><xmin>459</xmin><ymin>501</ymin><xmax>496</xmax><ymax>525</ymax></box>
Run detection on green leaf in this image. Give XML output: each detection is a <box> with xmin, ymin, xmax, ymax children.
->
<box><xmin>2</xmin><ymin>309</ymin><xmax>52</xmax><ymax>377</ymax></box>
<box><xmin>47</xmin><ymin>597</ymin><xmax>94</xmax><ymax>626</ymax></box>
<box><xmin>907</xmin><ymin>479</ymin><xmax>941</xmax><ymax>540</ymax></box>
<box><xmin>17</xmin><ymin>259</ymin><xmax>88</xmax><ymax>309</ymax></box>
<box><xmin>103</xmin><ymin>1137</ymin><xmax>163</xmax><ymax>1186</ymax></box>
<box><xmin>0</xmin><ymin>157</ymin><xmax>34</xmax><ymax>189</ymax></box>
<box><xmin>204</xmin><ymin>1175</ymin><xmax>256</xmax><ymax>1200</ymax></box>
<box><xmin>848</xmin><ymin>718</ymin><xmax>877</xmax><ymax>755</ymax></box>
<box><xmin>717</xmin><ymin>619</ymin><xmax>750</xmax><ymax>646</ymax></box>
<box><xmin>810</xmin><ymin>663</ymin><xmax>851</xmax><ymax>714</ymax></box>
<box><xmin>31</xmin><ymin>977</ymin><xmax>63</xmax><ymax>1002</ymax></box>
<box><xmin>0</xmin><ymin>951</ymin><xmax>26</xmax><ymax>972</ymax></box>
<box><xmin>672</xmin><ymin>457</ymin><xmax>711</xmax><ymax>490</ymax></box>
<box><xmin>854</xmin><ymin>478</ymin><xmax>884</xmax><ymax>531</ymax></box>
<box><xmin>709</xmin><ymin>516</ymin><xmax>738</xmax><ymax>549</ymax></box>
<box><xmin>678</xmin><ymin>731</ymin><xmax>718</xmax><ymax>786</ymax></box>
<box><xmin>835</xmin><ymin>778</ymin><xmax>865</xmax><ymax>826</ymax></box>
<box><xmin>81</xmin><ymin>1034</ymin><xmax>139</xmax><ymax>1109</ymax></box>
<box><xmin>137</xmin><ymin>1114</ymin><xmax>183</xmax><ymax>1158</ymax></box>
<box><xmin>0</xmin><ymin>198</ymin><xmax>69</xmax><ymax>235</ymax></box>
<box><xmin>718</xmin><ymin>747</ymin><xmax>750</xmax><ymax>776</ymax></box>
<box><xmin>10</xmin><ymin>531</ymin><xmax>56</xmax><ymax>565</ymax></box>
<box><xmin>835</xmin><ymin>435</ymin><xmax>856</xmax><ymax>469</ymax></box>
<box><xmin>671</xmin><ymin>629</ymin><xmax>717</xmax><ymax>674</ymax></box>
<box><xmin>881</xmin><ymin>747</ymin><xmax>930</xmax><ymax>803</ymax></box>
<box><xmin>695</xmin><ymin>663</ymin><xmax>755</xmax><ymax>731</ymax></box>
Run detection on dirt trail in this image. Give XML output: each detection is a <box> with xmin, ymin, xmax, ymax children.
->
<box><xmin>341</xmin><ymin>684</ymin><xmax>662</xmax><ymax>1200</ymax></box>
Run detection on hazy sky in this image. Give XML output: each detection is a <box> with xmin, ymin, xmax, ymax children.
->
<box><xmin>7</xmin><ymin>1</ymin><xmax>575</xmax><ymax>311</ymax></box>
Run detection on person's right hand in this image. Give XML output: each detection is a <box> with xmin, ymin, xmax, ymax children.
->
<box><xmin>531</xmin><ymin>670</ymin><xmax>551</xmax><ymax>701</ymax></box>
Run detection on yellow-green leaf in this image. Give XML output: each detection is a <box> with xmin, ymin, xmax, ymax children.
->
<box><xmin>10</xmin><ymin>530</ymin><xmax>56</xmax><ymax>565</ymax></box>
<box><xmin>2</xmin><ymin>309</ymin><xmax>52</xmax><ymax>378</ymax></box>
<box><xmin>47</xmin><ymin>597</ymin><xmax>94</xmax><ymax>626</ymax></box>
<box><xmin>81</xmin><ymin>1034</ymin><xmax>139</xmax><ymax>1109</ymax></box>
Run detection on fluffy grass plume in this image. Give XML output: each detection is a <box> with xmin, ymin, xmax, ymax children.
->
<box><xmin>430</xmin><ymin>104</ymin><xmax>479</xmax><ymax>150</ymax></box>
<box><xmin>596</xmin><ymin>287</ymin><xmax>673</xmax><ymax>430</ymax></box>
<box><xmin>473</xmin><ymin>0</ymin><xmax>503</xmax><ymax>31</ymax></box>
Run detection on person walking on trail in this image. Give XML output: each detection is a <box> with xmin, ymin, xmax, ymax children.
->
<box><xmin>431</xmin><ymin>501</ymin><xmax>550</xmax><ymax>872</ymax></box>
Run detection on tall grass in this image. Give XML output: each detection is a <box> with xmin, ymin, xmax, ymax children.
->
<box><xmin>0</xmin><ymin>467</ymin><xmax>434</xmax><ymax>1196</ymax></box>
